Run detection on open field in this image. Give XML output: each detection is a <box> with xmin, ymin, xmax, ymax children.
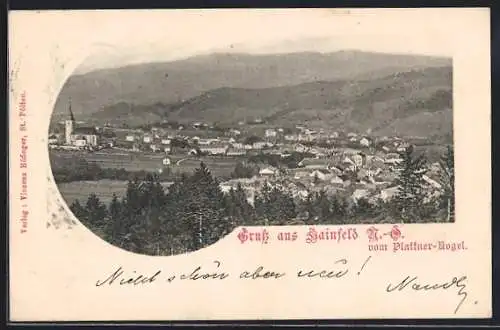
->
<box><xmin>58</xmin><ymin>179</ymin><xmax>174</xmax><ymax>206</ymax></box>
<box><xmin>49</xmin><ymin>149</ymin><xmax>243</xmax><ymax>178</ymax></box>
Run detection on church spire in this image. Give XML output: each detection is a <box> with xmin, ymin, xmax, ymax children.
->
<box><xmin>68</xmin><ymin>98</ymin><xmax>75</xmax><ymax>122</ymax></box>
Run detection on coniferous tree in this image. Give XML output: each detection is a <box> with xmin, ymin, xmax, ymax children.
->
<box><xmin>163</xmin><ymin>173</ymin><xmax>193</xmax><ymax>253</ymax></box>
<box><xmin>353</xmin><ymin>197</ymin><xmax>377</xmax><ymax>220</ymax></box>
<box><xmin>331</xmin><ymin>194</ymin><xmax>348</xmax><ymax>223</ymax></box>
<box><xmin>166</xmin><ymin>162</ymin><xmax>231</xmax><ymax>251</ymax></box>
<box><xmin>231</xmin><ymin>162</ymin><xmax>257</xmax><ymax>179</ymax></box>
<box><xmin>225</xmin><ymin>184</ymin><xmax>255</xmax><ymax>226</ymax></box>
<box><xmin>124</xmin><ymin>178</ymin><xmax>142</xmax><ymax>215</ymax></box>
<box><xmin>104</xmin><ymin>193</ymin><xmax>125</xmax><ymax>246</ymax></box>
<box><xmin>70</xmin><ymin>199</ymin><xmax>88</xmax><ymax>221</ymax></box>
<box><xmin>255</xmin><ymin>182</ymin><xmax>297</xmax><ymax>225</ymax></box>
<box><xmin>298</xmin><ymin>192</ymin><xmax>316</xmax><ymax>223</ymax></box>
<box><xmin>85</xmin><ymin>193</ymin><xmax>107</xmax><ymax>231</ymax></box>
<box><xmin>393</xmin><ymin>145</ymin><xmax>428</xmax><ymax>222</ymax></box>
<box><xmin>438</xmin><ymin>145</ymin><xmax>455</xmax><ymax>222</ymax></box>
<box><xmin>313</xmin><ymin>190</ymin><xmax>332</xmax><ymax>223</ymax></box>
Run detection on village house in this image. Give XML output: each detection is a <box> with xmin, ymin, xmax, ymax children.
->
<box><xmin>309</xmin><ymin>169</ymin><xmax>335</xmax><ymax>181</ymax></box>
<box><xmin>265</xmin><ymin>129</ymin><xmax>277</xmax><ymax>138</ymax></box>
<box><xmin>292</xmin><ymin>169</ymin><xmax>311</xmax><ymax>179</ymax></box>
<box><xmin>161</xmin><ymin>138</ymin><xmax>171</xmax><ymax>145</ymax></box>
<box><xmin>294</xmin><ymin>143</ymin><xmax>309</xmax><ymax>153</ymax></box>
<box><xmin>192</xmin><ymin>122</ymin><xmax>204</xmax><ymax>129</ymax></box>
<box><xmin>231</xmin><ymin>142</ymin><xmax>244</xmax><ymax>149</ymax></box>
<box><xmin>330</xmin><ymin>175</ymin><xmax>344</xmax><ymax>185</ymax></box>
<box><xmin>422</xmin><ymin>174</ymin><xmax>442</xmax><ymax>190</ymax></box>
<box><xmin>396</xmin><ymin>142</ymin><xmax>411</xmax><ymax>152</ymax></box>
<box><xmin>298</xmin><ymin>158</ymin><xmax>330</xmax><ymax>170</ymax></box>
<box><xmin>385</xmin><ymin>153</ymin><xmax>402</xmax><ymax>165</ymax></box>
<box><xmin>366</xmin><ymin>155</ymin><xmax>386</xmax><ymax>168</ymax></box>
<box><xmin>284</xmin><ymin>134</ymin><xmax>298</xmax><ymax>141</ymax></box>
<box><xmin>379</xmin><ymin>186</ymin><xmax>399</xmax><ymax>202</ymax></box>
<box><xmin>226</xmin><ymin>147</ymin><xmax>247</xmax><ymax>156</ymax></box>
<box><xmin>70</xmin><ymin>127</ymin><xmax>99</xmax><ymax>147</ymax></box>
<box><xmin>150</xmin><ymin>144</ymin><xmax>161</xmax><ymax>152</ymax></box>
<box><xmin>253</xmin><ymin>141</ymin><xmax>269</xmax><ymax>149</ymax></box>
<box><xmin>162</xmin><ymin>157</ymin><xmax>171</xmax><ymax>166</ymax></box>
<box><xmin>342</xmin><ymin>156</ymin><xmax>356</xmax><ymax>167</ymax></box>
<box><xmin>329</xmin><ymin>132</ymin><xmax>339</xmax><ymax>139</ymax></box>
<box><xmin>190</xmin><ymin>136</ymin><xmax>201</xmax><ymax>144</ymax></box>
<box><xmin>352</xmin><ymin>153</ymin><xmax>366</xmax><ymax>167</ymax></box>
<box><xmin>259</xmin><ymin>167</ymin><xmax>276</xmax><ymax>177</ymax></box>
<box><xmin>304</xmin><ymin>128</ymin><xmax>316</xmax><ymax>135</ymax></box>
<box><xmin>199</xmin><ymin>142</ymin><xmax>229</xmax><ymax>155</ymax></box>
<box><xmin>229</xmin><ymin>128</ymin><xmax>241</xmax><ymax>136</ymax></box>
<box><xmin>352</xmin><ymin>189</ymin><xmax>371</xmax><ymax>202</ymax></box>
<box><xmin>48</xmin><ymin>134</ymin><xmax>60</xmax><ymax>144</ymax></box>
<box><xmin>125</xmin><ymin>135</ymin><xmax>136</xmax><ymax>142</ymax></box>
<box><xmin>143</xmin><ymin>135</ymin><xmax>153</xmax><ymax>144</ymax></box>
<box><xmin>327</xmin><ymin>165</ymin><xmax>343</xmax><ymax>176</ymax></box>
<box><xmin>360</xmin><ymin>137</ymin><xmax>371</xmax><ymax>147</ymax></box>
<box><xmin>197</xmin><ymin>138</ymin><xmax>213</xmax><ymax>146</ymax></box>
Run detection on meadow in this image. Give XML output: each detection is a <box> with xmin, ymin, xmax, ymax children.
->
<box><xmin>51</xmin><ymin>149</ymin><xmax>243</xmax><ymax>205</ymax></box>
<box><xmin>50</xmin><ymin>149</ymin><xmax>242</xmax><ymax>178</ymax></box>
<box><xmin>57</xmin><ymin>179</ymin><xmax>174</xmax><ymax>205</ymax></box>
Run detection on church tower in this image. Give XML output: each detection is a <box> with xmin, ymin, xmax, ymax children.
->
<box><xmin>65</xmin><ymin>99</ymin><xmax>75</xmax><ymax>145</ymax></box>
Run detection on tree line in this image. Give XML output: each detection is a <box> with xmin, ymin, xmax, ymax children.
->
<box><xmin>69</xmin><ymin>145</ymin><xmax>454</xmax><ymax>256</ymax></box>
<box><xmin>51</xmin><ymin>156</ymin><xmax>179</xmax><ymax>183</ymax></box>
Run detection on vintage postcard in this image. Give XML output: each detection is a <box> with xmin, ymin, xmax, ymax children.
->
<box><xmin>8</xmin><ymin>8</ymin><xmax>491</xmax><ymax>321</ymax></box>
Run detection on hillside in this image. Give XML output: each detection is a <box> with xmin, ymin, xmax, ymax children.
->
<box><xmin>52</xmin><ymin>51</ymin><xmax>451</xmax><ymax>122</ymax></box>
<box><xmin>85</xmin><ymin>65</ymin><xmax>452</xmax><ymax>141</ymax></box>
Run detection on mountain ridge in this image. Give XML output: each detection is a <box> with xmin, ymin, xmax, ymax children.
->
<box><xmin>78</xmin><ymin>65</ymin><xmax>452</xmax><ymax>142</ymax></box>
<box><xmin>53</xmin><ymin>51</ymin><xmax>452</xmax><ymax>123</ymax></box>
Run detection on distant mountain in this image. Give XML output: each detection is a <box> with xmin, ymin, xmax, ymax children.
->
<box><xmin>85</xmin><ymin>65</ymin><xmax>452</xmax><ymax>141</ymax></box>
<box><xmin>52</xmin><ymin>51</ymin><xmax>451</xmax><ymax>122</ymax></box>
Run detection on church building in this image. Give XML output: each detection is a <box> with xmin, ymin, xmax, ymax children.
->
<box><xmin>65</xmin><ymin>101</ymin><xmax>99</xmax><ymax>148</ymax></box>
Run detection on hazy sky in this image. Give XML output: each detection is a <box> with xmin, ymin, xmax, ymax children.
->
<box><xmin>74</xmin><ymin>9</ymin><xmax>458</xmax><ymax>74</ymax></box>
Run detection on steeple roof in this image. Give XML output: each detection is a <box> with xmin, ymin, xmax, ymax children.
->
<box><xmin>68</xmin><ymin>99</ymin><xmax>75</xmax><ymax>122</ymax></box>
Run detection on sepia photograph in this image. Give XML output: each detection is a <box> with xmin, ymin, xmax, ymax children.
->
<box><xmin>9</xmin><ymin>9</ymin><xmax>491</xmax><ymax>321</ymax></box>
<box><xmin>48</xmin><ymin>37</ymin><xmax>455</xmax><ymax>256</ymax></box>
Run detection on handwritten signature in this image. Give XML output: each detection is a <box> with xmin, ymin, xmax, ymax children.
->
<box><xmin>386</xmin><ymin>275</ymin><xmax>468</xmax><ymax>314</ymax></box>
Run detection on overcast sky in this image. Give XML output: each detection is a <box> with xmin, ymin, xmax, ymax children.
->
<box><xmin>74</xmin><ymin>9</ymin><xmax>457</xmax><ymax>74</ymax></box>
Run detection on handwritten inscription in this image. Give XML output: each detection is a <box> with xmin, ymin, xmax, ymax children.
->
<box><xmin>180</xmin><ymin>260</ymin><xmax>229</xmax><ymax>280</ymax></box>
<box><xmin>240</xmin><ymin>266</ymin><xmax>285</xmax><ymax>279</ymax></box>
<box><xmin>297</xmin><ymin>259</ymin><xmax>349</xmax><ymax>279</ymax></box>
<box><xmin>95</xmin><ymin>267</ymin><xmax>162</xmax><ymax>286</ymax></box>
<box><xmin>94</xmin><ymin>258</ymin><xmax>474</xmax><ymax>315</ymax></box>
<box><xmin>386</xmin><ymin>275</ymin><xmax>469</xmax><ymax>314</ymax></box>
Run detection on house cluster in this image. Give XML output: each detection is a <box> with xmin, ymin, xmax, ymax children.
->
<box><xmin>110</xmin><ymin>123</ymin><xmax>388</xmax><ymax>156</ymax></box>
<box><xmin>219</xmin><ymin>145</ymin><xmax>444</xmax><ymax>208</ymax></box>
